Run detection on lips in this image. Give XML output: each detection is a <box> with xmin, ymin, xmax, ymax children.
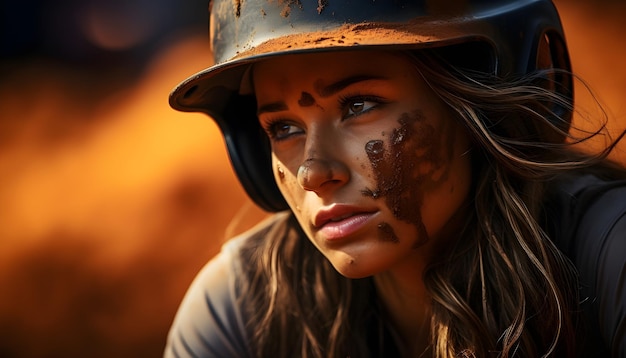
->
<box><xmin>313</xmin><ymin>204</ymin><xmax>377</xmax><ymax>240</ymax></box>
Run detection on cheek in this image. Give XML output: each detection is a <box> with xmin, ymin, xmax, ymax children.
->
<box><xmin>276</xmin><ymin>164</ymin><xmax>286</xmax><ymax>181</ymax></box>
<box><xmin>377</xmin><ymin>222</ymin><xmax>400</xmax><ymax>243</ymax></box>
<box><xmin>272</xmin><ymin>158</ymin><xmax>302</xmax><ymax>209</ymax></box>
<box><xmin>273</xmin><ymin>161</ymin><xmax>291</xmax><ymax>192</ymax></box>
<box><xmin>363</xmin><ymin>109</ymin><xmax>462</xmax><ymax>244</ymax></box>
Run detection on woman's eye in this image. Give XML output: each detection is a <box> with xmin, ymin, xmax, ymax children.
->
<box><xmin>266</xmin><ymin>121</ymin><xmax>303</xmax><ymax>141</ymax></box>
<box><xmin>342</xmin><ymin>97</ymin><xmax>380</xmax><ymax>119</ymax></box>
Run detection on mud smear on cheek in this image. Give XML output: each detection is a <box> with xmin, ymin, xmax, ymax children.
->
<box><xmin>377</xmin><ymin>222</ymin><xmax>399</xmax><ymax>243</ymax></box>
<box><xmin>363</xmin><ymin>110</ymin><xmax>456</xmax><ymax>247</ymax></box>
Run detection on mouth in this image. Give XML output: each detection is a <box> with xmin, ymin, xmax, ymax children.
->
<box><xmin>314</xmin><ymin>204</ymin><xmax>378</xmax><ymax>240</ymax></box>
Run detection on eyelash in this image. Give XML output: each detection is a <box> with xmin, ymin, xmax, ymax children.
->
<box><xmin>262</xmin><ymin>118</ymin><xmax>303</xmax><ymax>142</ymax></box>
<box><xmin>338</xmin><ymin>94</ymin><xmax>385</xmax><ymax>119</ymax></box>
<box><xmin>261</xmin><ymin>94</ymin><xmax>386</xmax><ymax>141</ymax></box>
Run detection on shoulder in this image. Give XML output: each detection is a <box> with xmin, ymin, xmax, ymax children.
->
<box><xmin>547</xmin><ymin>174</ymin><xmax>626</xmax><ymax>262</ymax></box>
<box><xmin>546</xmin><ymin>174</ymin><xmax>626</xmax><ymax>357</ymax></box>
<box><xmin>163</xmin><ymin>212</ymin><xmax>291</xmax><ymax>358</ymax></box>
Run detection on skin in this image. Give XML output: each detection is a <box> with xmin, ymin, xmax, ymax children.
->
<box><xmin>253</xmin><ymin>50</ymin><xmax>472</xmax><ymax>355</ymax></box>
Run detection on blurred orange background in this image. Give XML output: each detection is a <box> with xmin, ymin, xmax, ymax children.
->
<box><xmin>0</xmin><ymin>1</ymin><xmax>624</xmax><ymax>357</ymax></box>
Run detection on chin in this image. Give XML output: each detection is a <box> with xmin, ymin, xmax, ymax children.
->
<box><xmin>335</xmin><ymin>268</ymin><xmax>372</xmax><ymax>279</ymax></box>
<box><xmin>327</xmin><ymin>252</ymin><xmax>387</xmax><ymax>279</ymax></box>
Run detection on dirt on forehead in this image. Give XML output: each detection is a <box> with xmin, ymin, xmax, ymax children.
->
<box><xmin>232</xmin><ymin>21</ymin><xmax>447</xmax><ymax>59</ymax></box>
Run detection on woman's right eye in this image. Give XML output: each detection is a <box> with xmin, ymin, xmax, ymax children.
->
<box><xmin>265</xmin><ymin>121</ymin><xmax>304</xmax><ymax>141</ymax></box>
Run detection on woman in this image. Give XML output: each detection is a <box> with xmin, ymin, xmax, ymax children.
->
<box><xmin>165</xmin><ymin>0</ymin><xmax>626</xmax><ymax>357</ymax></box>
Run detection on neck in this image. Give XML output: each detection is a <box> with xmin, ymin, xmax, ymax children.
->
<box><xmin>374</xmin><ymin>258</ymin><xmax>432</xmax><ymax>357</ymax></box>
<box><xmin>373</xmin><ymin>199</ymin><xmax>470</xmax><ymax>356</ymax></box>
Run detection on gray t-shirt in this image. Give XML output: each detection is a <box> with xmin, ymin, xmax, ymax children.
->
<box><xmin>162</xmin><ymin>214</ymin><xmax>279</xmax><ymax>358</ymax></box>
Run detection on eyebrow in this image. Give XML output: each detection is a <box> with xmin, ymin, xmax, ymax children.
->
<box><xmin>257</xmin><ymin>102</ymin><xmax>289</xmax><ymax>116</ymax></box>
<box><xmin>315</xmin><ymin>75</ymin><xmax>386</xmax><ymax>97</ymax></box>
<box><xmin>256</xmin><ymin>74</ymin><xmax>386</xmax><ymax>116</ymax></box>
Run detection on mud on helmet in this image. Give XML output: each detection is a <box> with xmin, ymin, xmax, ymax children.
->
<box><xmin>170</xmin><ymin>0</ymin><xmax>572</xmax><ymax>212</ymax></box>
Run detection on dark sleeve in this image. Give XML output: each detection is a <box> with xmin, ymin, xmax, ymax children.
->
<box><xmin>565</xmin><ymin>182</ymin><xmax>626</xmax><ymax>357</ymax></box>
<box><xmin>164</xmin><ymin>238</ymin><xmax>251</xmax><ymax>358</ymax></box>
<box><xmin>595</xmin><ymin>215</ymin><xmax>626</xmax><ymax>358</ymax></box>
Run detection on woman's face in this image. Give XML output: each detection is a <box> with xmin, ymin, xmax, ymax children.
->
<box><xmin>253</xmin><ymin>51</ymin><xmax>472</xmax><ymax>278</ymax></box>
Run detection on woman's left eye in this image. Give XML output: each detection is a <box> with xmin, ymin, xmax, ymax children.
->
<box><xmin>341</xmin><ymin>96</ymin><xmax>382</xmax><ymax>119</ymax></box>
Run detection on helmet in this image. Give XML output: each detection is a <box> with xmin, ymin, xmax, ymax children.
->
<box><xmin>170</xmin><ymin>0</ymin><xmax>572</xmax><ymax>212</ymax></box>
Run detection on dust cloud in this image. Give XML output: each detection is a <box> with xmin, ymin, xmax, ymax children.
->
<box><xmin>0</xmin><ymin>35</ymin><xmax>268</xmax><ymax>357</ymax></box>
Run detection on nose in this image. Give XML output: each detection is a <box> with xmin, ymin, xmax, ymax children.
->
<box><xmin>297</xmin><ymin>157</ymin><xmax>349</xmax><ymax>194</ymax></box>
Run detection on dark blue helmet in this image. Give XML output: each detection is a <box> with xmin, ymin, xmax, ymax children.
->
<box><xmin>170</xmin><ymin>0</ymin><xmax>572</xmax><ymax>212</ymax></box>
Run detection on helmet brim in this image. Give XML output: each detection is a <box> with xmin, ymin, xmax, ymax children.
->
<box><xmin>170</xmin><ymin>21</ymin><xmax>490</xmax><ymax>114</ymax></box>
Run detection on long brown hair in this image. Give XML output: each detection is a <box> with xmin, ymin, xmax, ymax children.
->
<box><xmin>238</xmin><ymin>49</ymin><xmax>625</xmax><ymax>357</ymax></box>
